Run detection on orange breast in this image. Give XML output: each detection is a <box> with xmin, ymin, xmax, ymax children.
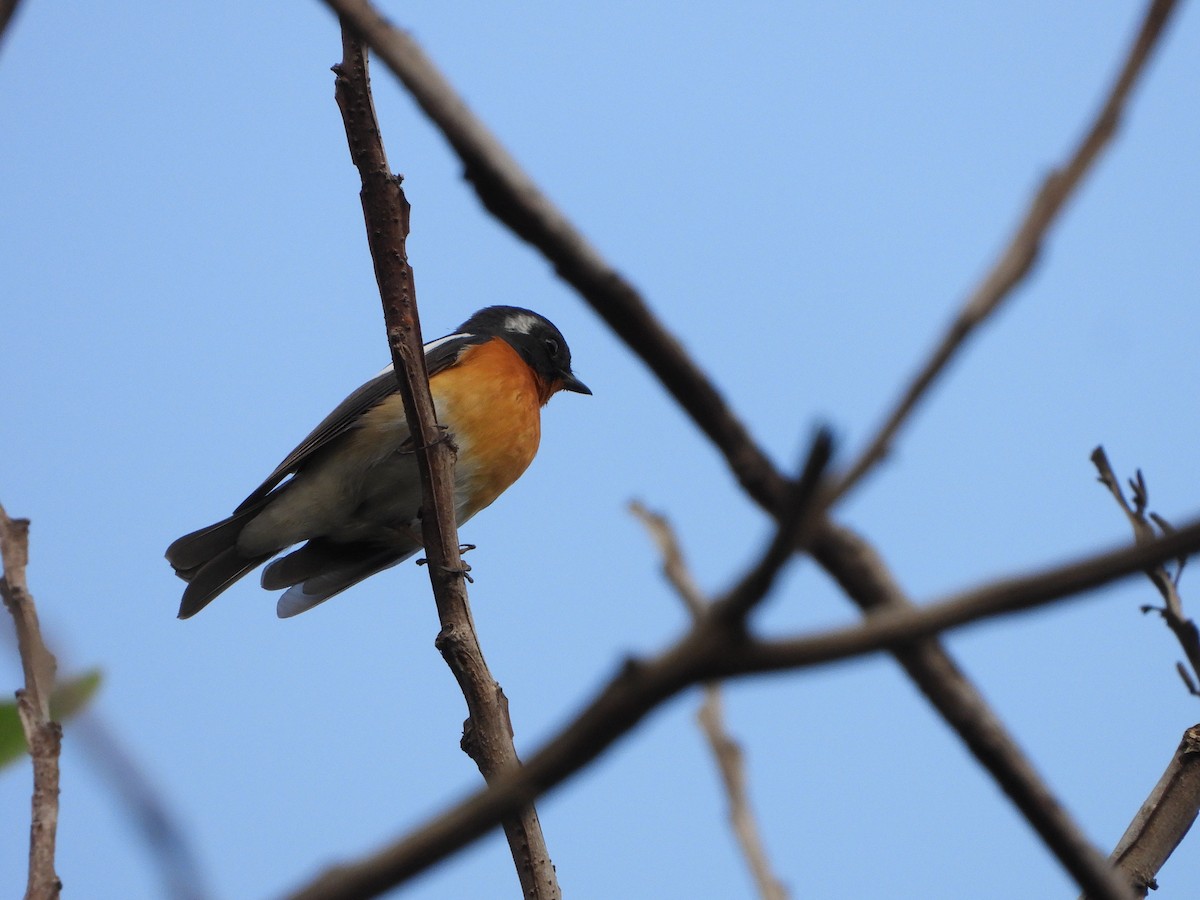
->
<box><xmin>431</xmin><ymin>338</ymin><xmax>543</xmax><ymax>516</ymax></box>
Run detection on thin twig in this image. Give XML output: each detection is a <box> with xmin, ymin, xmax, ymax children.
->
<box><xmin>696</xmin><ymin>694</ymin><xmax>788</xmax><ymax>900</ymax></box>
<box><xmin>631</xmin><ymin>502</ymin><xmax>790</xmax><ymax>900</ymax></box>
<box><xmin>1090</xmin><ymin>447</ymin><xmax>1200</xmax><ymax>692</ymax></box>
<box><xmin>1088</xmin><ymin>724</ymin><xmax>1200</xmax><ymax>899</ymax></box>
<box><xmin>630</xmin><ymin>503</ymin><xmax>708</xmax><ymax>619</ymax></box>
<box><xmin>829</xmin><ymin>0</ymin><xmax>1182</xmax><ymax>501</ymax></box>
<box><xmin>1</xmin><ymin>503</ymin><xmax>62</xmax><ymax>900</ymax></box>
<box><xmin>332</xmin><ymin>28</ymin><xmax>559</xmax><ymax>899</ymax></box>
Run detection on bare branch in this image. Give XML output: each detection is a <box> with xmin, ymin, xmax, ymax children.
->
<box><xmin>1088</xmin><ymin>725</ymin><xmax>1200</xmax><ymax>899</ymax></box>
<box><xmin>1</xmin><ymin>503</ymin><xmax>62</xmax><ymax>899</ymax></box>
<box><xmin>332</xmin><ymin>28</ymin><xmax>558</xmax><ymax>899</ymax></box>
<box><xmin>631</xmin><ymin>502</ymin><xmax>790</xmax><ymax>900</ymax></box>
<box><xmin>1091</xmin><ymin>447</ymin><xmax>1200</xmax><ymax>691</ymax></box>
<box><xmin>831</xmin><ymin>0</ymin><xmax>1182</xmax><ymax>500</ymax></box>
<box><xmin>697</xmin><ymin>693</ymin><xmax>789</xmax><ymax>900</ymax></box>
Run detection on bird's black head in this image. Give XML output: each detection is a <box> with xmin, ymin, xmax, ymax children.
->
<box><xmin>460</xmin><ymin>306</ymin><xmax>591</xmax><ymax>401</ymax></box>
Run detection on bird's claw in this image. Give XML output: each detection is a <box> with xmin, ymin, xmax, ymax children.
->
<box><xmin>416</xmin><ymin>557</ymin><xmax>474</xmax><ymax>583</ymax></box>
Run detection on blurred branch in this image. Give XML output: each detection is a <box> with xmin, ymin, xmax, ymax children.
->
<box><xmin>75</xmin><ymin>714</ymin><xmax>210</xmax><ymax>900</ymax></box>
<box><xmin>331</xmin><ymin>26</ymin><xmax>560</xmax><ymax>899</ymax></box>
<box><xmin>831</xmin><ymin>0</ymin><xmax>1182</xmax><ymax>501</ymax></box>
<box><xmin>1091</xmin><ymin>447</ymin><xmax>1200</xmax><ymax>693</ymax></box>
<box><xmin>631</xmin><ymin>502</ymin><xmax>790</xmax><ymax>900</ymax></box>
<box><xmin>1</xmin><ymin>503</ymin><xmax>62</xmax><ymax>899</ymax></box>
<box><xmin>1088</xmin><ymin>724</ymin><xmax>1200</xmax><ymax>899</ymax></box>
<box><xmin>0</xmin><ymin>0</ymin><xmax>23</xmax><ymax>55</ymax></box>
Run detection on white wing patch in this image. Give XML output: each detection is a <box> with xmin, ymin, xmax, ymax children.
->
<box><xmin>503</xmin><ymin>313</ymin><xmax>541</xmax><ymax>335</ymax></box>
<box><xmin>373</xmin><ymin>332</ymin><xmax>471</xmax><ymax>378</ymax></box>
<box><xmin>425</xmin><ymin>332</ymin><xmax>471</xmax><ymax>352</ymax></box>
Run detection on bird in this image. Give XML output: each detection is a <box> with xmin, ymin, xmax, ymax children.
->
<box><xmin>166</xmin><ymin>306</ymin><xmax>590</xmax><ymax>620</ymax></box>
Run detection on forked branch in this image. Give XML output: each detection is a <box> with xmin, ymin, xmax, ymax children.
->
<box><xmin>1091</xmin><ymin>446</ymin><xmax>1200</xmax><ymax>692</ymax></box>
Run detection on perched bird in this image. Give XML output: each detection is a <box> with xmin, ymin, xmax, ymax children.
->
<box><xmin>167</xmin><ymin>306</ymin><xmax>590</xmax><ymax>619</ymax></box>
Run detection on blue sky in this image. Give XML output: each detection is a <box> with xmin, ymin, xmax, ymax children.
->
<box><xmin>3</xmin><ymin>3</ymin><xmax>1199</xmax><ymax>898</ymax></box>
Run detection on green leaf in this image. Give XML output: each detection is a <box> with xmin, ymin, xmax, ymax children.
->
<box><xmin>0</xmin><ymin>669</ymin><xmax>104</xmax><ymax>770</ymax></box>
<box><xmin>0</xmin><ymin>701</ymin><xmax>25</xmax><ymax>768</ymax></box>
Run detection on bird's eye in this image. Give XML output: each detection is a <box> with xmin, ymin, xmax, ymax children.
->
<box><xmin>543</xmin><ymin>337</ymin><xmax>559</xmax><ymax>357</ymax></box>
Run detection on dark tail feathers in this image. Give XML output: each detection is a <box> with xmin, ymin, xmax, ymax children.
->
<box><xmin>167</xmin><ymin>508</ymin><xmax>270</xmax><ymax>618</ymax></box>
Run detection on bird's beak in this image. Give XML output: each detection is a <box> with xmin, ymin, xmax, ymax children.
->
<box><xmin>560</xmin><ymin>372</ymin><xmax>592</xmax><ymax>395</ymax></box>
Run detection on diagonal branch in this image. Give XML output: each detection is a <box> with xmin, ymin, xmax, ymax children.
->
<box><xmin>75</xmin><ymin>714</ymin><xmax>211</xmax><ymax>900</ymax></box>
<box><xmin>707</xmin><ymin>429</ymin><xmax>833</xmax><ymax>625</ymax></box>
<box><xmin>332</xmin><ymin>27</ymin><xmax>559</xmax><ymax>899</ymax></box>
<box><xmin>830</xmin><ymin>0</ymin><xmax>1181</xmax><ymax>500</ymax></box>
<box><xmin>1094</xmin><ymin>724</ymin><xmax>1200</xmax><ymax>899</ymax></box>
<box><xmin>1</xmin><ymin>502</ymin><xmax>62</xmax><ymax>900</ymax></box>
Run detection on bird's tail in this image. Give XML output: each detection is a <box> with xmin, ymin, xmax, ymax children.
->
<box><xmin>166</xmin><ymin>507</ymin><xmax>271</xmax><ymax>619</ymax></box>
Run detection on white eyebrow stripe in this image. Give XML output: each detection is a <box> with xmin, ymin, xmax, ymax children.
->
<box><xmin>373</xmin><ymin>332</ymin><xmax>471</xmax><ymax>378</ymax></box>
<box><xmin>504</xmin><ymin>313</ymin><xmax>540</xmax><ymax>335</ymax></box>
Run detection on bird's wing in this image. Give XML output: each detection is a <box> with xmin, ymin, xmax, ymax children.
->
<box><xmin>233</xmin><ymin>331</ymin><xmax>485</xmax><ymax>513</ymax></box>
